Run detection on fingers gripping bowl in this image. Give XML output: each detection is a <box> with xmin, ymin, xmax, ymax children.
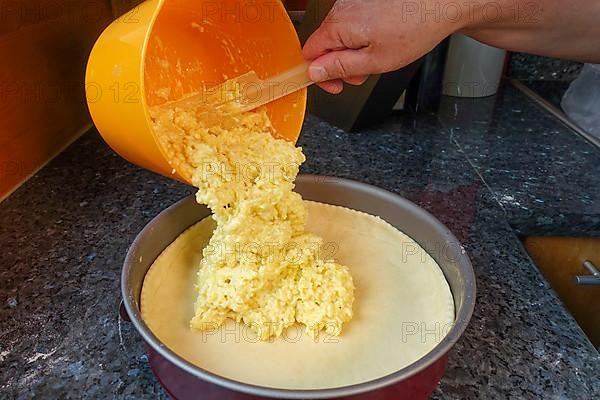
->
<box><xmin>122</xmin><ymin>175</ymin><xmax>476</xmax><ymax>399</ymax></box>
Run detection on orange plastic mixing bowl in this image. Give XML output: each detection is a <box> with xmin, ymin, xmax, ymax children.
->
<box><xmin>86</xmin><ymin>0</ymin><xmax>307</xmax><ymax>184</ymax></box>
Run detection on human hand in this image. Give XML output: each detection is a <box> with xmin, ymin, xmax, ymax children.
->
<box><xmin>302</xmin><ymin>0</ymin><xmax>471</xmax><ymax>94</ymax></box>
<box><xmin>304</xmin><ymin>0</ymin><xmax>600</xmax><ymax>94</ymax></box>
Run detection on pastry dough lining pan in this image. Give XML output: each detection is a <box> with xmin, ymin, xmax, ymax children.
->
<box><xmin>121</xmin><ymin>175</ymin><xmax>476</xmax><ymax>399</ymax></box>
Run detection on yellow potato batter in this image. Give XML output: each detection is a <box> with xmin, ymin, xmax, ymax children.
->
<box><xmin>141</xmin><ymin>201</ymin><xmax>455</xmax><ymax>389</ymax></box>
<box><xmin>150</xmin><ymin>94</ymin><xmax>354</xmax><ymax>340</ymax></box>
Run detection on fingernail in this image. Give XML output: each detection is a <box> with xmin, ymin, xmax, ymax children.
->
<box><xmin>308</xmin><ymin>65</ymin><xmax>328</xmax><ymax>82</ymax></box>
<box><xmin>330</xmin><ymin>81</ymin><xmax>343</xmax><ymax>94</ymax></box>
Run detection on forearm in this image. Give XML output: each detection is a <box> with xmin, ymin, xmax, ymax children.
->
<box><xmin>303</xmin><ymin>0</ymin><xmax>600</xmax><ymax>93</ymax></box>
<box><xmin>462</xmin><ymin>0</ymin><xmax>600</xmax><ymax>63</ymax></box>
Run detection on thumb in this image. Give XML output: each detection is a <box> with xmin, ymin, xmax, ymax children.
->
<box><xmin>307</xmin><ymin>49</ymin><xmax>372</xmax><ymax>83</ymax></box>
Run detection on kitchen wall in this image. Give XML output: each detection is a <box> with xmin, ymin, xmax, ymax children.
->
<box><xmin>0</xmin><ymin>0</ymin><xmax>140</xmax><ymax>201</ymax></box>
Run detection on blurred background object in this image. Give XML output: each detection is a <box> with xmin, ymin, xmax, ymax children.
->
<box><xmin>442</xmin><ymin>34</ymin><xmax>507</xmax><ymax>98</ymax></box>
<box><xmin>403</xmin><ymin>40</ymin><xmax>449</xmax><ymax>112</ymax></box>
<box><xmin>561</xmin><ymin>64</ymin><xmax>600</xmax><ymax>140</ymax></box>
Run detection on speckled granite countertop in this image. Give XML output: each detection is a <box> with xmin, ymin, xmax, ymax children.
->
<box><xmin>1</xmin><ymin>83</ymin><xmax>599</xmax><ymax>399</ymax></box>
<box><xmin>509</xmin><ymin>53</ymin><xmax>582</xmax><ymax>81</ymax></box>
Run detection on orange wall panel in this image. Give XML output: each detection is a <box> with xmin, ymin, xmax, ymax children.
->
<box><xmin>0</xmin><ymin>0</ymin><xmax>113</xmax><ymax>199</ymax></box>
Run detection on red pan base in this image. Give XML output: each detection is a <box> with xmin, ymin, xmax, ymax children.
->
<box><xmin>147</xmin><ymin>346</ymin><xmax>448</xmax><ymax>400</ymax></box>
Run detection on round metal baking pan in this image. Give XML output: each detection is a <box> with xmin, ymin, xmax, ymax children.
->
<box><xmin>122</xmin><ymin>174</ymin><xmax>476</xmax><ymax>399</ymax></box>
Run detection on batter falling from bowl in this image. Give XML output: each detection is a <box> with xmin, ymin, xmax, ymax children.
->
<box><xmin>150</xmin><ymin>81</ymin><xmax>355</xmax><ymax>341</ymax></box>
